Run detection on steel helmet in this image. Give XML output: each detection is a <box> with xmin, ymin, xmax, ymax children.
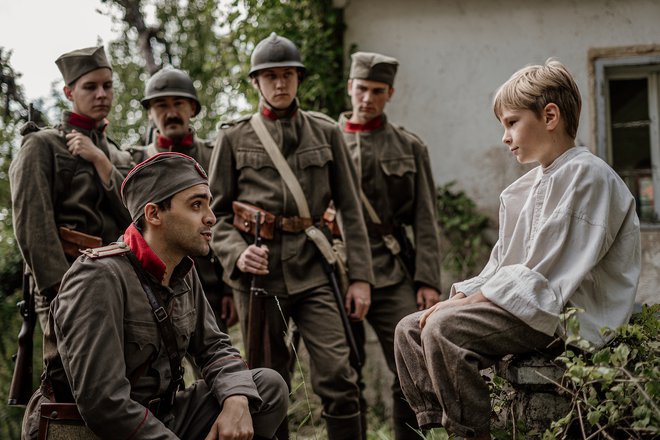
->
<box><xmin>141</xmin><ymin>68</ymin><xmax>201</xmax><ymax>116</ymax></box>
<box><xmin>249</xmin><ymin>32</ymin><xmax>306</xmax><ymax>78</ymax></box>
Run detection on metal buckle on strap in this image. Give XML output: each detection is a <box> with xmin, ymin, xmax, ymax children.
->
<box><xmin>153</xmin><ymin>307</ymin><xmax>168</xmax><ymax>322</ymax></box>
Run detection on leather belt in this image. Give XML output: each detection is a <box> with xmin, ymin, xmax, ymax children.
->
<box><xmin>277</xmin><ymin>216</ymin><xmax>321</xmax><ymax>233</ymax></box>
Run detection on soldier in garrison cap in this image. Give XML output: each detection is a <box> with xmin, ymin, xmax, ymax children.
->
<box><xmin>126</xmin><ymin>68</ymin><xmax>237</xmax><ymax>332</ymax></box>
<box><xmin>207</xmin><ymin>32</ymin><xmax>374</xmax><ymax>439</ymax></box>
<box><xmin>21</xmin><ymin>152</ymin><xmax>288</xmax><ymax>440</ymax></box>
<box><xmin>9</xmin><ymin>46</ymin><xmax>134</xmax><ymax>331</ymax></box>
<box><xmin>338</xmin><ymin>51</ymin><xmax>442</xmax><ymax>440</ymax></box>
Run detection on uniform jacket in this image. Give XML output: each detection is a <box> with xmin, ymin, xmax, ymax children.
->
<box><xmin>41</xmin><ymin>224</ymin><xmax>260</xmax><ymax>439</ymax></box>
<box><xmin>209</xmin><ymin>102</ymin><xmax>374</xmax><ymax>295</ymax></box>
<box><xmin>451</xmin><ymin>147</ymin><xmax>641</xmax><ymax>347</ymax></box>
<box><xmin>126</xmin><ymin>134</ymin><xmax>225</xmax><ymax>297</ymax></box>
<box><xmin>338</xmin><ymin>112</ymin><xmax>442</xmax><ymax>291</ymax></box>
<box><xmin>9</xmin><ymin>111</ymin><xmax>133</xmax><ymax>293</ymax></box>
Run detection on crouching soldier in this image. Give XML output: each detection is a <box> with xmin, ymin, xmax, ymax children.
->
<box><xmin>21</xmin><ymin>152</ymin><xmax>288</xmax><ymax>440</ymax></box>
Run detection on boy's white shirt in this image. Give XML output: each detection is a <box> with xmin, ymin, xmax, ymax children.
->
<box><xmin>451</xmin><ymin>146</ymin><xmax>641</xmax><ymax>348</ymax></box>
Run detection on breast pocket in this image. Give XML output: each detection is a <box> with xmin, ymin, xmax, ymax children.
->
<box><xmin>236</xmin><ymin>149</ymin><xmax>275</xmax><ymax>170</ymax></box>
<box><xmin>380</xmin><ymin>155</ymin><xmax>417</xmax><ymax>207</ymax></box>
<box><xmin>380</xmin><ymin>155</ymin><xmax>416</xmax><ymax>177</ymax></box>
<box><xmin>297</xmin><ymin>144</ymin><xmax>333</xmax><ymax>170</ymax></box>
<box><xmin>54</xmin><ymin>153</ymin><xmax>78</xmax><ymax>192</ymax></box>
<box><xmin>124</xmin><ymin>319</ymin><xmax>160</xmax><ymax>372</ymax></box>
<box><xmin>172</xmin><ymin>308</ymin><xmax>196</xmax><ymax>348</ymax></box>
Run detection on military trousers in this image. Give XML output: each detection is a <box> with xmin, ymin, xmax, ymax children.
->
<box><xmin>350</xmin><ymin>278</ymin><xmax>418</xmax><ymax>433</ymax></box>
<box><xmin>22</xmin><ymin>368</ymin><xmax>287</xmax><ymax>440</ymax></box>
<box><xmin>234</xmin><ymin>284</ymin><xmax>361</xmax><ymax>417</ymax></box>
<box><xmin>394</xmin><ymin>301</ymin><xmax>556</xmax><ymax>438</ymax></box>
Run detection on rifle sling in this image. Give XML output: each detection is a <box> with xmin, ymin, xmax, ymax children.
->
<box><xmin>250</xmin><ymin>114</ymin><xmax>338</xmax><ymax>264</ymax></box>
<box><xmin>125</xmin><ymin>252</ymin><xmax>183</xmax><ymax>402</ymax></box>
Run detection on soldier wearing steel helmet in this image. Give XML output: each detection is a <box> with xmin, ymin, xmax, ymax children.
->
<box><xmin>207</xmin><ymin>32</ymin><xmax>374</xmax><ymax>439</ymax></box>
<box><xmin>127</xmin><ymin>68</ymin><xmax>237</xmax><ymax>331</ymax></box>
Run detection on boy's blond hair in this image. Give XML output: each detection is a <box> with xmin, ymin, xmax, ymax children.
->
<box><xmin>493</xmin><ymin>59</ymin><xmax>582</xmax><ymax>139</ymax></box>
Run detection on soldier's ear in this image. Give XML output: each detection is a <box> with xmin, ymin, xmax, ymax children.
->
<box><xmin>63</xmin><ymin>85</ymin><xmax>74</xmax><ymax>102</ymax></box>
<box><xmin>143</xmin><ymin>203</ymin><xmax>163</xmax><ymax>227</ymax></box>
<box><xmin>250</xmin><ymin>76</ymin><xmax>260</xmax><ymax>92</ymax></box>
<box><xmin>388</xmin><ymin>86</ymin><xmax>395</xmax><ymax>101</ymax></box>
<box><xmin>347</xmin><ymin>79</ymin><xmax>353</xmax><ymax>97</ymax></box>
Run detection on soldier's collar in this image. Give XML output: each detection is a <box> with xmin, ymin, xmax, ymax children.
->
<box><xmin>343</xmin><ymin>113</ymin><xmax>384</xmax><ymax>133</ymax></box>
<box><xmin>123</xmin><ymin>223</ymin><xmax>194</xmax><ymax>284</ymax></box>
<box><xmin>260</xmin><ymin>98</ymin><xmax>299</xmax><ymax>120</ymax></box>
<box><xmin>64</xmin><ymin>111</ymin><xmax>107</xmax><ymax>133</ymax></box>
<box><xmin>123</xmin><ymin>224</ymin><xmax>166</xmax><ymax>282</ymax></box>
<box><xmin>157</xmin><ymin>131</ymin><xmax>194</xmax><ymax>149</ymax></box>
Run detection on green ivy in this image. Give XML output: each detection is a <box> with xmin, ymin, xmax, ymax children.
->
<box><xmin>543</xmin><ymin>305</ymin><xmax>660</xmax><ymax>439</ymax></box>
<box><xmin>436</xmin><ymin>181</ymin><xmax>491</xmax><ymax>279</ymax></box>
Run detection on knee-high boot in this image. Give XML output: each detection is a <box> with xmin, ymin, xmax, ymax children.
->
<box><xmin>324</xmin><ymin>412</ymin><xmax>363</xmax><ymax>440</ymax></box>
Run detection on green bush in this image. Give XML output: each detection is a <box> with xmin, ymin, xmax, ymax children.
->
<box><xmin>543</xmin><ymin>305</ymin><xmax>660</xmax><ymax>439</ymax></box>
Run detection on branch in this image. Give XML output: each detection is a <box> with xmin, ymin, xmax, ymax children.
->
<box><xmin>111</xmin><ymin>0</ymin><xmax>162</xmax><ymax>74</ymax></box>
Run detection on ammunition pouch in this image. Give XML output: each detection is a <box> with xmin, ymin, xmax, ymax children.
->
<box><xmin>58</xmin><ymin>227</ymin><xmax>102</xmax><ymax>259</ymax></box>
<box><xmin>232</xmin><ymin>202</ymin><xmax>276</xmax><ymax>239</ymax></box>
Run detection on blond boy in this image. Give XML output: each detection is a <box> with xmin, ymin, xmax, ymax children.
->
<box><xmin>394</xmin><ymin>60</ymin><xmax>641</xmax><ymax>439</ymax></box>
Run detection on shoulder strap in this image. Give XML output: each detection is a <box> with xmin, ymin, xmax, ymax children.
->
<box><xmin>250</xmin><ymin>113</ymin><xmax>311</xmax><ymax>218</ymax></box>
<box><xmin>125</xmin><ymin>252</ymin><xmax>183</xmax><ymax>397</ymax></box>
<box><xmin>360</xmin><ymin>190</ymin><xmax>382</xmax><ymax>224</ymax></box>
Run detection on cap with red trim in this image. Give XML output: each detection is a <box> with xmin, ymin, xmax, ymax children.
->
<box><xmin>121</xmin><ymin>152</ymin><xmax>208</xmax><ymax>221</ymax></box>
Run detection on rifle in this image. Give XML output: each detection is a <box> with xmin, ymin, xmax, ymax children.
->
<box><xmin>314</xmin><ymin>226</ymin><xmax>361</xmax><ymax>368</ymax></box>
<box><xmin>8</xmin><ymin>271</ymin><xmax>36</xmax><ymax>405</ymax></box>
<box><xmin>246</xmin><ymin>212</ymin><xmax>272</xmax><ymax>367</ymax></box>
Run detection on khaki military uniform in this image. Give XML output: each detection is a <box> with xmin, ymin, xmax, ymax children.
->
<box><xmin>22</xmin><ymin>226</ymin><xmax>287</xmax><ymax>440</ymax></box>
<box><xmin>208</xmin><ymin>102</ymin><xmax>374</xmax><ymax>421</ymax></box>
<box><xmin>338</xmin><ymin>112</ymin><xmax>442</xmax><ymax>438</ymax></box>
<box><xmin>9</xmin><ymin>111</ymin><xmax>133</xmax><ymax>328</ymax></box>
<box><xmin>127</xmin><ymin>134</ymin><xmax>230</xmax><ymax>328</ymax></box>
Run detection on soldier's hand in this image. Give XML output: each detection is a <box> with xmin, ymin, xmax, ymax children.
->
<box><xmin>345</xmin><ymin>281</ymin><xmax>371</xmax><ymax>321</ymax></box>
<box><xmin>416</xmin><ymin>286</ymin><xmax>441</xmax><ymax>310</ymax></box>
<box><xmin>204</xmin><ymin>395</ymin><xmax>253</xmax><ymax>440</ymax></box>
<box><xmin>237</xmin><ymin>244</ymin><xmax>269</xmax><ymax>275</ymax></box>
<box><xmin>221</xmin><ymin>295</ymin><xmax>238</xmax><ymax>327</ymax></box>
<box><xmin>66</xmin><ymin>130</ymin><xmax>113</xmax><ymax>185</ymax></box>
<box><xmin>66</xmin><ymin>130</ymin><xmax>103</xmax><ymax>162</ymax></box>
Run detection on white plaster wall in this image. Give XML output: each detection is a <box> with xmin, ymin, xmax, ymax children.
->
<box><xmin>343</xmin><ymin>0</ymin><xmax>660</xmax><ymax>217</ymax></box>
<box><xmin>343</xmin><ymin>0</ymin><xmax>660</xmax><ymax>304</ymax></box>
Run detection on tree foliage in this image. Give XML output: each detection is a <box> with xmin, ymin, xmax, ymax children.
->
<box><xmin>100</xmin><ymin>0</ymin><xmax>346</xmax><ymax>147</ymax></box>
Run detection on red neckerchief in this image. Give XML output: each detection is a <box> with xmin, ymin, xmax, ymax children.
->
<box><xmin>68</xmin><ymin>112</ymin><xmax>105</xmax><ymax>132</ymax></box>
<box><xmin>123</xmin><ymin>224</ymin><xmax>166</xmax><ymax>283</ymax></box>
<box><xmin>157</xmin><ymin>132</ymin><xmax>194</xmax><ymax>149</ymax></box>
<box><xmin>344</xmin><ymin>116</ymin><xmax>383</xmax><ymax>133</ymax></box>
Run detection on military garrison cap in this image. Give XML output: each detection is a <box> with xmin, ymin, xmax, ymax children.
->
<box><xmin>55</xmin><ymin>46</ymin><xmax>112</xmax><ymax>86</ymax></box>
<box><xmin>121</xmin><ymin>152</ymin><xmax>208</xmax><ymax>221</ymax></box>
<box><xmin>349</xmin><ymin>51</ymin><xmax>399</xmax><ymax>86</ymax></box>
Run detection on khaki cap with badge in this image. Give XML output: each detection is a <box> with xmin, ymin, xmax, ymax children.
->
<box><xmin>349</xmin><ymin>51</ymin><xmax>399</xmax><ymax>86</ymax></box>
<box><xmin>55</xmin><ymin>46</ymin><xmax>112</xmax><ymax>86</ymax></box>
<box><xmin>121</xmin><ymin>152</ymin><xmax>209</xmax><ymax>221</ymax></box>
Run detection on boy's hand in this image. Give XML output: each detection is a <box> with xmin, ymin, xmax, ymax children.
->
<box><xmin>419</xmin><ymin>291</ymin><xmax>490</xmax><ymax>329</ymax></box>
<box><xmin>416</xmin><ymin>286</ymin><xmax>440</xmax><ymax>310</ymax></box>
<box><xmin>204</xmin><ymin>395</ymin><xmax>253</xmax><ymax>440</ymax></box>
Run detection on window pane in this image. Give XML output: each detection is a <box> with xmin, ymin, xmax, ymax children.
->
<box><xmin>608</xmin><ymin>78</ymin><xmax>654</xmax><ymax>221</ymax></box>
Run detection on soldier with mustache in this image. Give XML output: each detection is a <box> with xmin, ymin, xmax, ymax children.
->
<box><xmin>127</xmin><ymin>68</ymin><xmax>237</xmax><ymax>331</ymax></box>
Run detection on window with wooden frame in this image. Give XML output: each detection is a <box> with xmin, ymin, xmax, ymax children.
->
<box><xmin>593</xmin><ymin>50</ymin><xmax>660</xmax><ymax>223</ymax></box>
